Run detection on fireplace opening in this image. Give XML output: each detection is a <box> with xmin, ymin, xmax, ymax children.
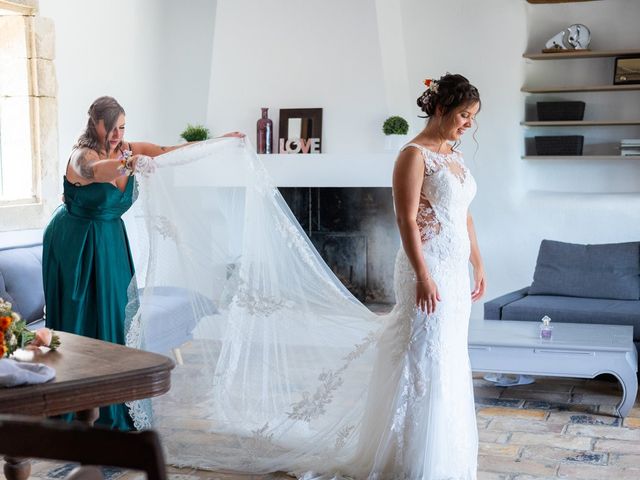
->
<box><xmin>279</xmin><ymin>187</ymin><xmax>400</xmax><ymax>305</ymax></box>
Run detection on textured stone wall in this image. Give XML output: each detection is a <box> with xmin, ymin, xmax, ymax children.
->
<box><xmin>0</xmin><ymin>0</ymin><xmax>59</xmax><ymax>231</ymax></box>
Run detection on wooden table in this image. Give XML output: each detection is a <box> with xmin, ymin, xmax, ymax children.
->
<box><xmin>0</xmin><ymin>332</ymin><xmax>174</xmax><ymax>480</ymax></box>
<box><xmin>469</xmin><ymin>318</ymin><xmax>638</xmax><ymax>417</ymax></box>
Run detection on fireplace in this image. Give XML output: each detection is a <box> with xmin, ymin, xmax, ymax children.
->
<box><xmin>279</xmin><ymin>187</ymin><xmax>400</xmax><ymax>304</ymax></box>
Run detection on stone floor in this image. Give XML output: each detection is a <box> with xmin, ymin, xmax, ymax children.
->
<box><xmin>2</xmin><ymin>373</ymin><xmax>639</xmax><ymax>479</ymax></box>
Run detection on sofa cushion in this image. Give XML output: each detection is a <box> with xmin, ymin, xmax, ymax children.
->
<box><xmin>139</xmin><ymin>286</ymin><xmax>217</xmax><ymax>354</ymax></box>
<box><xmin>501</xmin><ymin>295</ymin><xmax>640</xmax><ymax>341</ymax></box>
<box><xmin>0</xmin><ymin>246</ymin><xmax>44</xmax><ymax>323</ymax></box>
<box><xmin>529</xmin><ymin>240</ymin><xmax>640</xmax><ymax>300</ymax></box>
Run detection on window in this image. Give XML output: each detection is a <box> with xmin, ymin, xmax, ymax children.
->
<box><xmin>0</xmin><ymin>0</ymin><xmax>59</xmax><ymax>230</ymax></box>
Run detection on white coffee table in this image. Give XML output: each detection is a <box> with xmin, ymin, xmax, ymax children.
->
<box><xmin>468</xmin><ymin>318</ymin><xmax>638</xmax><ymax>417</ymax></box>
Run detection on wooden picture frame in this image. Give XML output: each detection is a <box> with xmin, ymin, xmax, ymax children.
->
<box><xmin>614</xmin><ymin>56</ymin><xmax>640</xmax><ymax>85</ymax></box>
<box><xmin>278</xmin><ymin>108</ymin><xmax>323</xmax><ymax>154</ymax></box>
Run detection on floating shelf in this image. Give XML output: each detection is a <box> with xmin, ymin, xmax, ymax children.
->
<box><xmin>526</xmin><ymin>0</ymin><xmax>602</xmax><ymax>3</ymax></box>
<box><xmin>522</xmin><ymin>120</ymin><xmax>640</xmax><ymax>127</ymax></box>
<box><xmin>524</xmin><ymin>49</ymin><xmax>640</xmax><ymax>60</ymax></box>
<box><xmin>522</xmin><ymin>84</ymin><xmax>640</xmax><ymax>93</ymax></box>
<box><xmin>523</xmin><ymin>155</ymin><xmax>640</xmax><ymax>160</ymax></box>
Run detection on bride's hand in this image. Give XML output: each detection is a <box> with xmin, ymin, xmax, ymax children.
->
<box><xmin>471</xmin><ymin>267</ymin><xmax>486</xmax><ymax>302</ymax></box>
<box><xmin>220</xmin><ymin>131</ymin><xmax>245</xmax><ymax>138</ymax></box>
<box><xmin>416</xmin><ymin>276</ymin><xmax>441</xmax><ymax>315</ymax></box>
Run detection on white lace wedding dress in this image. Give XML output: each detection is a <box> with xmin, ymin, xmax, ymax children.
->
<box><xmin>352</xmin><ymin>143</ymin><xmax>478</xmax><ymax>478</ymax></box>
<box><xmin>124</xmin><ymin>139</ymin><xmax>478</xmax><ymax>479</ymax></box>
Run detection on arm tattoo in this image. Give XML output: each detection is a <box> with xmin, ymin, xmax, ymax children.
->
<box><xmin>75</xmin><ymin>150</ymin><xmax>96</xmax><ymax>180</ymax></box>
<box><xmin>160</xmin><ymin>146</ymin><xmax>168</xmax><ymax>152</ymax></box>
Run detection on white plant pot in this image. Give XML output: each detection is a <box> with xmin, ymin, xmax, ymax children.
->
<box><xmin>384</xmin><ymin>134</ymin><xmax>409</xmax><ymax>152</ymax></box>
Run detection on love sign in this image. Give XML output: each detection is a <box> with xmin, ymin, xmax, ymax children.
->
<box><xmin>279</xmin><ymin>138</ymin><xmax>321</xmax><ymax>154</ymax></box>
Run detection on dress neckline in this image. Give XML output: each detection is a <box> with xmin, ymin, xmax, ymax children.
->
<box><xmin>63</xmin><ymin>175</ymin><xmax>131</xmax><ymax>194</ymax></box>
<box><xmin>402</xmin><ymin>142</ymin><xmax>460</xmax><ymax>158</ymax></box>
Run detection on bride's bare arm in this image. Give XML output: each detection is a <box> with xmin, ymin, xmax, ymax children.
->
<box><xmin>467</xmin><ymin>212</ymin><xmax>486</xmax><ymax>301</ymax></box>
<box><xmin>393</xmin><ymin>149</ymin><xmax>441</xmax><ymax>313</ymax></box>
<box><xmin>393</xmin><ymin>149</ymin><xmax>426</xmax><ymax>278</ymax></box>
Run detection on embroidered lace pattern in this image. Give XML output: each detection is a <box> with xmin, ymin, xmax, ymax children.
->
<box><xmin>123</xmin><ymin>139</ymin><xmax>479</xmax><ymax>478</ymax></box>
<box><xmin>287</xmin><ymin>331</ymin><xmax>377</xmax><ymax>423</ymax></box>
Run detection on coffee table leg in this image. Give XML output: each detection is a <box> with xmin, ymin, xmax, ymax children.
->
<box><xmin>76</xmin><ymin>407</ymin><xmax>100</xmax><ymax>425</ymax></box>
<box><xmin>3</xmin><ymin>457</ymin><xmax>30</xmax><ymax>480</ymax></box>
<box><xmin>614</xmin><ymin>367</ymin><xmax>639</xmax><ymax>418</ymax></box>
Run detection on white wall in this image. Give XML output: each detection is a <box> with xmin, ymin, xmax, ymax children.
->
<box><xmin>38</xmin><ymin>0</ymin><xmax>217</xmax><ymax>177</ymax></box>
<box><xmin>207</xmin><ymin>0</ymin><xmax>389</xmax><ymax>153</ymax></box>
<box><xmin>36</xmin><ymin>0</ymin><xmax>640</xmax><ymax>318</ymax></box>
<box><xmin>207</xmin><ymin>0</ymin><xmax>640</xmax><ymax>318</ymax></box>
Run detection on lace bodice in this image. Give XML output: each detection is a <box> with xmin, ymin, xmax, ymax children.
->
<box><xmin>401</xmin><ymin>143</ymin><xmax>476</xmax><ymax>261</ymax></box>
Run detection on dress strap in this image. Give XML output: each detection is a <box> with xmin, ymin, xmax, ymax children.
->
<box><xmin>400</xmin><ymin>143</ymin><xmax>439</xmax><ymax>175</ymax></box>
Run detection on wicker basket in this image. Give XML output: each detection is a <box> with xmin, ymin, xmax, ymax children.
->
<box><xmin>535</xmin><ymin>136</ymin><xmax>584</xmax><ymax>155</ymax></box>
<box><xmin>537</xmin><ymin>101</ymin><xmax>585</xmax><ymax>121</ymax></box>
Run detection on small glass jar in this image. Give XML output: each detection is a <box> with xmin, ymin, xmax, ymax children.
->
<box><xmin>539</xmin><ymin>315</ymin><xmax>553</xmax><ymax>340</ymax></box>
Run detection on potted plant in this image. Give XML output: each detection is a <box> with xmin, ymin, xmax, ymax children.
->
<box><xmin>180</xmin><ymin>124</ymin><xmax>211</xmax><ymax>142</ymax></box>
<box><xmin>382</xmin><ymin>116</ymin><xmax>409</xmax><ymax>151</ymax></box>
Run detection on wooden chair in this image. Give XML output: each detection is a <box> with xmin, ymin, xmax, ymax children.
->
<box><xmin>0</xmin><ymin>415</ymin><xmax>167</xmax><ymax>480</ymax></box>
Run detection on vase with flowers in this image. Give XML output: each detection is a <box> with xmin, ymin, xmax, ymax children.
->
<box><xmin>0</xmin><ymin>298</ymin><xmax>60</xmax><ymax>357</ymax></box>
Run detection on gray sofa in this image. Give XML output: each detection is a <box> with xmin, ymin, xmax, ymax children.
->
<box><xmin>485</xmin><ymin>239</ymin><xmax>640</xmax><ymax>361</ymax></box>
<box><xmin>0</xmin><ymin>229</ymin><xmax>46</xmax><ymax>330</ymax></box>
<box><xmin>0</xmin><ymin>229</ymin><xmax>214</xmax><ymax>355</ymax></box>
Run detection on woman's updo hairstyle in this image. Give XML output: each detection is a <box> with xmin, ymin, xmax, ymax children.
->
<box><xmin>417</xmin><ymin>73</ymin><xmax>480</xmax><ymax>119</ymax></box>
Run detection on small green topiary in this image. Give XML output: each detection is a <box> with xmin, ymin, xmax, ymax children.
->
<box><xmin>382</xmin><ymin>116</ymin><xmax>409</xmax><ymax>135</ymax></box>
<box><xmin>180</xmin><ymin>124</ymin><xmax>211</xmax><ymax>142</ymax></box>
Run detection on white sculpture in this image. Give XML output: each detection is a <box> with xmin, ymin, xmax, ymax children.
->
<box><xmin>545</xmin><ymin>24</ymin><xmax>591</xmax><ymax>50</ymax></box>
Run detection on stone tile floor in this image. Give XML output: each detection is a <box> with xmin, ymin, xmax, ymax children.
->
<box><xmin>2</xmin><ymin>373</ymin><xmax>639</xmax><ymax>479</ymax></box>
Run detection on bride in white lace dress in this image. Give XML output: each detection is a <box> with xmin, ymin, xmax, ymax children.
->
<box><xmin>353</xmin><ymin>73</ymin><xmax>485</xmax><ymax>478</ymax></box>
<box><xmin>125</xmin><ymin>73</ymin><xmax>484</xmax><ymax>479</ymax></box>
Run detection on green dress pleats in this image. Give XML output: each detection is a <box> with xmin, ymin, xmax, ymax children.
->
<box><xmin>43</xmin><ymin>177</ymin><xmax>136</xmax><ymax>431</ymax></box>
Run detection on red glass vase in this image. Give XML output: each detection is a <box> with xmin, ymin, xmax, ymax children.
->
<box><xmin>256</xmin><ymin>107</ymin><xmax>273</xmax><ymax>154</ymax></box>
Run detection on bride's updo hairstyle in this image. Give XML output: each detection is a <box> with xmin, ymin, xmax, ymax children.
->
<box><xmin>417</xmin><ymin>73</ymin><xmax>480</xmax><ymax>120</ymax></box>
<box><xmin>75</xmin><ymin>96</ymin><xmax>126</xmax><ymax>154</ymax></box>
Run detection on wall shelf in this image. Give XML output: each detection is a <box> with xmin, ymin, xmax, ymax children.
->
<box><xmin>526</xmin><ymin>0</ymin><xmax>602</xmax><ymax>3</ymax></box>
<box><xmin>522</xmin><ymin>120</ymin><xmax>640</xmax><ymax>127</ymax></box>
<box><xmin>524</xmin><ymin>49</ymin><xmax>640</xmax><ymax>60</ymax></box>
<box><xmin>522</xmin><ymin>84</ymin><xmax>640</xmax><ymax>93</ymax></box>
<box><xmin>522</xmin><ymin>155</ymin><xmax>640</xmax><ymax>160</ymax></box>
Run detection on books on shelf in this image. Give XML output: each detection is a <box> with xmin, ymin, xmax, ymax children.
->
<box><xmin>620</xmin><ymin>139</ymin><xmax>640</xmax><ymax>156</ymax></box>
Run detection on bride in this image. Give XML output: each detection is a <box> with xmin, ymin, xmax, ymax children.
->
<box><xmin>125</xmin><ymin>73</ymin><xmax>484</xmax><ymax>479</ymax></box>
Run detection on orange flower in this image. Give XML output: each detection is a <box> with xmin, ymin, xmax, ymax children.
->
<box><xmin>424</xmin><ymin>79</ymin><xmax>432</xmax><ymax>87</ymax></box>
<box><xmin>0</xmin><ymin>345</ymin><xmax>6</xmax><ymax>358</ymax></box>
<box><xmin>0</xmin><ymin>316</ymin><xmax>11</xmax><ymax>331</ymax></box>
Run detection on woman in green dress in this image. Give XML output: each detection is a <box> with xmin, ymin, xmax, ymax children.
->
<box><xmin>43</xmin><ymin>96</ymin><xmax>242</xmax><ymax>429</ymax></box>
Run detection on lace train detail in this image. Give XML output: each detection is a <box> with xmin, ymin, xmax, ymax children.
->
<box><xmin>124</xmin><ymin>138</ymin><xmax>479</xmax><ymax>479</ymax></box>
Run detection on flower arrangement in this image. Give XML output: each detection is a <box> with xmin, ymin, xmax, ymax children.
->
<box><xmin>180</xmin><ymin>124</ymin><xmax>211</xmax><ymax>142</ymax></box>
<box><xmin>0</xmin><ymin>298</ymin><xmax>60</xmax><ymax>358</ymax></box>
<box><xmin>382</xmin><ymin>116</ymin><xmax>409</xmax><ymax>136</ymax></box>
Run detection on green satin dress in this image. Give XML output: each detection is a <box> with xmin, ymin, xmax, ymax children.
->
<box><xmin>43</xmin><ymin>175</ymin><xmax>136</xmax><ymax>431</ymax></box>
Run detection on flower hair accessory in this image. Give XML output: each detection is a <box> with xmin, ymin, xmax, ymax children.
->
<box><xmin>424</xmin><ymin>78</ymin><xmax>439</xmax><ymax>94</ymax></box>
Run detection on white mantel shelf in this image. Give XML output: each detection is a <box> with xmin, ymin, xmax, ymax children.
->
<box><xmin>258</xmin><ymin>153</ymin><xmax>396</xmax><ymax>187</ymax></box>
